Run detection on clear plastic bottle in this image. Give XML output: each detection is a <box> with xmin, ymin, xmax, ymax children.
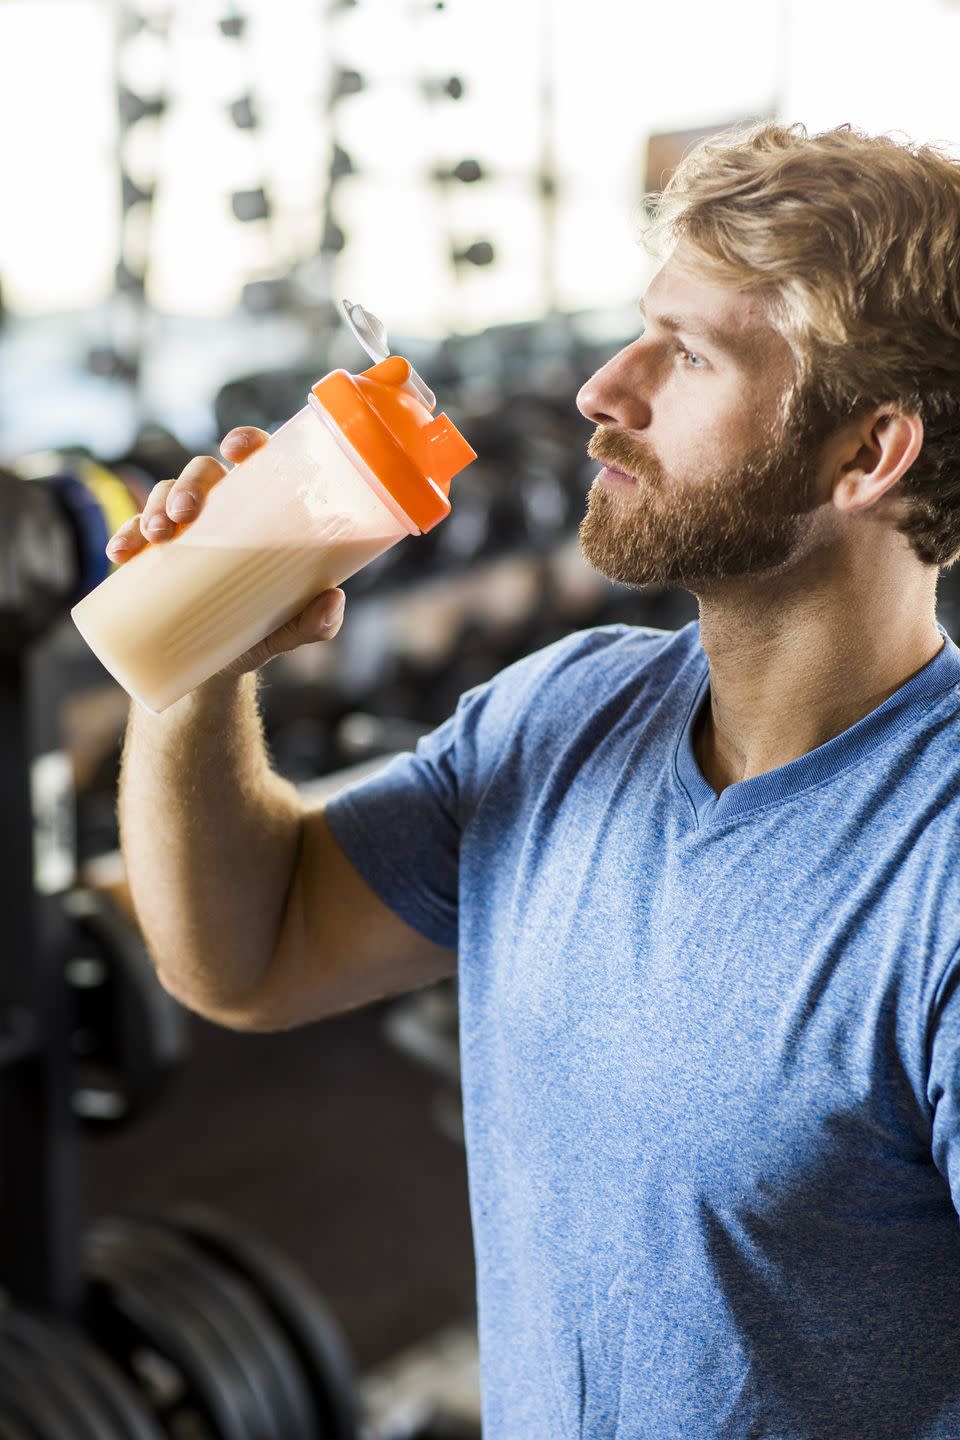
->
<box><xmin>71</xmin><ymin>354</ymin><xmax>476</xmax><ymax>713</ymax></box>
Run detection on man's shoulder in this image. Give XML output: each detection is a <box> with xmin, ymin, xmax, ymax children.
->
<box><xmin>489</xmin><ymin>619</ymin><xmax>698</xmax><ymax>700</ymax></box>
<box><xmin>452</xmin><ymin>619</ymin><xmax>700</xmax><ymax>759</ymax></box>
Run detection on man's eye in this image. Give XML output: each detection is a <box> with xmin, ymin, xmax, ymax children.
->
<box><xmin>678</xmin><ymin>344</ymin><xmax>706</xmax><ymax>369</ymax></box>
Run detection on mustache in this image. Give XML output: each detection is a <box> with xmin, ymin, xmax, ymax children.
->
<box><xmin>586</xmin><ymin>426</ymin><xmax>657</xmax><ymax>479</ymax></box>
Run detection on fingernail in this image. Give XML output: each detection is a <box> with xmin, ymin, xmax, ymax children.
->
<box><xmin>321</xmin><ymin>594</ymin><xmax>346</xmax><ymax>628</ymax></box>
<box><xmin>168</xmin><ymin>492</ymin><xmax>196</xmax><ymax>518</ymax></box>
<box><xmin>106</xmin><ymin>538</ymin><xmax>129</xmax><ymax>557</ymax></box>
<box><xmin>147</xmin><ymin>515</ymin><xmax>170</xmax><ymax>535</ymax></box>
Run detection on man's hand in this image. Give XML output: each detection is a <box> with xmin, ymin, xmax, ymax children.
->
<box><xmin>103</xmin><ymin>426</ymin><xmax>346</xmax><ymax>674</ymax></box>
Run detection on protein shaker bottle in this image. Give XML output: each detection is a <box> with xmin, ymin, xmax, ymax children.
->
<box><xmin>70</xmin><ymin>301</ymin><xmax>477</xmax><ymax>714</ymax></box>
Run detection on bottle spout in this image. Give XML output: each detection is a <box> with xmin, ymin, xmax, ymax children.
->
<box><xmin>401</xmin><ymin>367</ymin><xmax>437</xmax><ymax>411</ymax></box>
<box><xmin>339</xmin><ymin>298</ymin><xmax>437</xmax><ymax>410</ymax></box>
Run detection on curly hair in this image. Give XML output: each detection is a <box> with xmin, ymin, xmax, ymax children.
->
<box><xmin>643</xmin><ymin>122</ymin><xmax>960</xmax><ymax>568</ymax></box>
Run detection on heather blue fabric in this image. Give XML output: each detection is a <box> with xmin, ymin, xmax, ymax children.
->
<box><xmin>324</xmin><ymin>618</ymin><xmax>960</xmax><ymax>1439</ymax></box>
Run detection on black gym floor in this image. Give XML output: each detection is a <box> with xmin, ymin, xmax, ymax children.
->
<box><xmin>83</xmin><ymin>998</ymin><xmax>477</xmax><ymax>1378</ymax></box>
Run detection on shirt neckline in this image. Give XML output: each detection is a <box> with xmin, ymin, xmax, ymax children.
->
<box><xmin>674</xmin><ymin>622</ymin><xmax>960</xmax><ymax>827</ymax></box>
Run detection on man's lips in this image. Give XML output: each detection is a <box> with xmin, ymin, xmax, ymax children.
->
<box><xmin>597</xmin><ymin>464</ymin><xmax>637</xmax><ymax>486</ymax></box>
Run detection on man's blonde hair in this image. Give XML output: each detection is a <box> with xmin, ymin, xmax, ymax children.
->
<box><xmin>644</xmin><ymin>121</ymin><xmax>960</xmax><ymax>568</ymax></box>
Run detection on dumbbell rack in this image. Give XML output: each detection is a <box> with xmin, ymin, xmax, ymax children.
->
<box><xmin>0</xmin><ymin>633</ymin><xmax>84</xmax><ymax>1315</ymax></box>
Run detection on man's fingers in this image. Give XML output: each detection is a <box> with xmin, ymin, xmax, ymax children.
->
<box><xmin>309</xmin><ymin>589</ymin><xmax>347</xmax><ymax>637</ymax></box>
<box><xmin>112</xmin><ymin>433</ymin><xmax>264</xmax><ymax>553</ymax></box>
<box><xmin>217</xmin><ymin>590</ymin><xmax>347</xmax><ymax>677</ymax></box>
<box><xmin>274</xmin><ymin>590</ymin><xmax>347</xmax><ymax>650</ymax></box>
<box><xmin>220</xmin><ymin>427</ymin><xmax>270</xmax><ymax>464</ymax></box>
<box><xmin>105</xmin><ymin>513</ymin><xmax>148</xmax><ymax>562</ymax></box>
<box><xmin>138</xmin><ymin>478</ymin><xmax>176</xmax><ymax>540</ymax></box>
<box><xmin>138</xmin><ymin>456</ymin><xmax>228</xmax><ymax>541</ymax></box>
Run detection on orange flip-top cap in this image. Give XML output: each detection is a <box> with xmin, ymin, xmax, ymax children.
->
<box><xmin>311</xmin><ymin>355</ymin><xmax>477</xmax><ymax>533</ymax></box>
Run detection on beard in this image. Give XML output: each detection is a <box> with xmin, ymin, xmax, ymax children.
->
<box><xmin>578</xmin><ymin>406</ymin><xmax>822</xmax><ymax>592</ymax></box>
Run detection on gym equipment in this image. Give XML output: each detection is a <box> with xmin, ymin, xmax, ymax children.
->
<box><xmin>117</xmin><ymin>86</ymin><xmax>167</xmax><ymax>128</ymax></box>
<box><xmin>383</xmin><ymin>982</ymin><xmax>465</xmax><ymax>1149</ymax></box>
<box><xmin>83</xmin><ymin>1208</ymin><xmax>359</xmax><ymax>1440</ymax></box>
<box><xmin>0</xmin><ymin>462</ymin><xmax>371</xmax><ymax>1434</ymax></box>
<box><xmin>384</xmin><ymin>983</ymin><xmax>460</xmax><ymax>1089</ymax></box>
<box><xmin>450</xmin><ymin>241</ymin><xmax>495</xmax><ymax>270</ymax></box>
<box><xmin>360</xmin><ymin>1322</ymin><xmax>480</xmax><ymax>1440</ymax></box>
<box><xmin>1</xmin><ymin>612</ymin><xmax>88</xmax><ymax>1317</ymax></box>
<box><xmin>0</xmin><ymin>1303</ymin><xmax>164</xmax><ymax>1440</ymax></box>
<box><xmin>117</xmin><ymin>423</ymin><xmax>194</xmax><ymax>486</ymax></box>
<box><xmin>0</xmin><ymin>495</ymin><xmax>164</xmax><ymax>1428</ymax></box>
<box><xmin>232</xmin><ymin>188</ymin><xmax>271</xmax><ymax>223</ymax></box>
<box><xmin>167</xmin><ymin>1205</ymin><xmax>359</xmax><ymax>1440</ymax></box>
<box><xmin>63</xmin><ymin>886</ymin><xmax>188</xmax><ymax>1130</ymax></box>
<box><xmin>0</xmin><ymin>1331</ymin><xmax>92</xmax><ymax>1435</ymax></box>
<box><xmin>85</xmin><ymin>1218</ymin><xmax>301</xmax><ymax>1439</ymax></box>
<box><xmin>6</xmin><ymin>453</ymin><xmax>143</xmax><ymax>622</ymax></box>
<box><xmin>0</xmin><ymin>464</ymin><xmax>80</xmax><ymax>651</ymax></box>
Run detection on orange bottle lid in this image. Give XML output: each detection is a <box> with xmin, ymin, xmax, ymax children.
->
<box><xmin>311</xmin><ymin>355</ymin><xmax>477</xmax><ymax>533</ymax></box>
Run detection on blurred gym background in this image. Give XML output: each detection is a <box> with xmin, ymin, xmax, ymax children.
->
<box><xmin>4</xmin><ymin>1</ymin><xmax>960</xmax><ymax>1435</ymax></box>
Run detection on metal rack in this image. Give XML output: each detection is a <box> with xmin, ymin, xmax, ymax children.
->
<box><xmin>0</xmin><ymin>633</ymin><xmax>84</xmax><ymax>1315</ymax></box>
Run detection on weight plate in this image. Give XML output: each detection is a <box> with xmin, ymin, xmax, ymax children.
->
<box><xmin>107</xmin><ymin>1240</ymin><xmax>275</xmax><ymax>1440</ymax></box>
<box><xmin>117</xmin><ymin>1218</ymin><xmax>312</xmax><ymax>1439</ymax></box>
<box><xmin>171</xmin><ymin>1205</ymin><xmax>359</xmax><ymax>1439</ymax></box>
<box><xmin>0</xmin><ymin>1413</ymin><xmax>33</xmax><ymax>1439</ymax></box>
<box><xmin>84</xmin><ymin>1225</ymin><xmax>262</xmax><ymax>1440</ymax></box>
<box><xmin>0</xmin><ymin>1336</ymin><xmax>82</xmax><ymax>1438</ymax></box>
<box><xmin>0</xmin><ymin>1308</ymin><xmax>118</xmax><ymax>1440</ymax></box>
<box><xmin>15</xmin><ymin>1312</ymin><xmax>164</xmax><ymax>1440</ymax></box>
<box><xmin>88</xmin><ymin>1225</ymin><xmax>264</xmax><ymax>1440</ymax></box>
<box><xmin>104</xmin><ymin>1218</ymin><xmax>301</xmax><ymax>1440</ymax></box>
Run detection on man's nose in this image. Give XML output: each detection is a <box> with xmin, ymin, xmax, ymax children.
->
<box><xmin>575</xmin><ymin>343</ymin><xmax>652</xmax><ymax>430</ymax></box>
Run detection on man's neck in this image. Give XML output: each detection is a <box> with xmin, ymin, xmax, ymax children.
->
<box><xmin>692</xmin><ymin>582</ymin><xmax>942</xmax><ymax>797</ymax></box>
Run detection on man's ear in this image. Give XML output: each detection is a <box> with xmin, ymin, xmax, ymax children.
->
<box><xmin>831</xmin><ymin>408</ymin><xmax>924</xmax><ymax>514</ymax></box>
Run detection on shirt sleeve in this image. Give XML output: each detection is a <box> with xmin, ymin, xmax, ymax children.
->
<box><xmin>322</xmin><ymin>677</ymin><xmax>495</xmax><ymax>949</ymax></box>
<box><xmin>322</xmin><ymin>624</ymin><xmax>639</xmax><ymax>951</ymax></box>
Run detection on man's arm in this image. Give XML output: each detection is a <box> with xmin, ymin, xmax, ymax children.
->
<box><xmin>113</xmin><ymin>425</ymin><xmax>456</xmax><ymax>1032</ymax></box>
<box><xmin>119</xmin><ymin>668</ymin><xmax>455</xmax><ymax>1032</ymax></box>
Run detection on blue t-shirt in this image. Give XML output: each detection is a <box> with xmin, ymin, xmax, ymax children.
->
<box><xmin>325</xmin><ymin>619</ymin><xmax>960</xmax><ymax>1439</ymax></box>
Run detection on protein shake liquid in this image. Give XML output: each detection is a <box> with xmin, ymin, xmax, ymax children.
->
<box><xmin>71</xmin><ymin>352</ymin><xmax>476</xmax><ymax>713</ymax></box>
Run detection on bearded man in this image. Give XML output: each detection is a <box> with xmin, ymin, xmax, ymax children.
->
<box><xmin>114</xmin><ymin>122</ymin><xmax>960</xmax><ymax>1439</ymax></box>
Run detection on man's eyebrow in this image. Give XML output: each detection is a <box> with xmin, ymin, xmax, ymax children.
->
<box><xmin>637</xmin><ymin>297</ymin><xmax>753</xmax><ymax>360</ymax></box>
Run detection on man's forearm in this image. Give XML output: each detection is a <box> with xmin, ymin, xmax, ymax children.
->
<box><xmin>117</xmin><ymin>670</ymin><xmax>303</xmax><ymax>1023</ymax></box>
